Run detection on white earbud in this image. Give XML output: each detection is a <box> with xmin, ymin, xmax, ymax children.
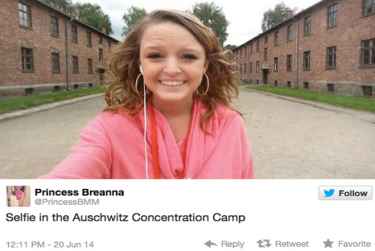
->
<box><xmin>140</xmin><ymin>65</ymin><xmax>144</xmax><ymax>75</ymax></box>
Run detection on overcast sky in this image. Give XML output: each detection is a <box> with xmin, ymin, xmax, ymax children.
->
<box><xmin>72</xmin><ymin>0</ymin><xmax>321</xmax><ymax>46</ymax></box>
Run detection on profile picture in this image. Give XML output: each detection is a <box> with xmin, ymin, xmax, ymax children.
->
<box><xmin>6</xmin><ymin>186</ymin><xmax>31</xmax><ymax>207</ymax></box>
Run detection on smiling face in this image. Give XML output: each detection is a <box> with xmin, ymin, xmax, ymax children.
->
<box><xmin>139</xmin><ymin>21</ymin><xmax>207</xmax><ymax>108</ymax></box>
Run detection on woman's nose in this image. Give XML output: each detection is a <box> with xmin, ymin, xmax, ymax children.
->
<box><xmin>163</xmin><ymin>57</ymin><xmax>182</xmax><ymax>74</ymax></box>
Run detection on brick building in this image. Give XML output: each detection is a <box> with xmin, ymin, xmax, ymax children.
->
<box><xmin>0</xmin><ymin>0</ymin><xmax>119</xmax><ymax>95</ymax></box>
<box><xmin>234</xmin><ymin>0</ymin><xmax>375</xmax><ymax>96</ymax></box>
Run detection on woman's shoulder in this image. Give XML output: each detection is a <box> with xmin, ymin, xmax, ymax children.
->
<box><xmin>198</xmin><ymin>101</ymin><xmax>244</xmax><ymax>134</ymax></box>
<box><xmin>89</xmin><ymin>108</ymin><xmax>143</xmax><ymax>132</ymax></box>
<box><xmin>214</xmin><ymin>103</ymin><xmax>240</xmax><ymax>118</ymax></box>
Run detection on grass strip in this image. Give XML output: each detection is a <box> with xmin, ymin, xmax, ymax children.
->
<box><xmin>0</xmin><ymin>86</ymin><xmax>105</xmax><ymax>114</ymax></box>
<box><xmin>246</xmin><ymin>84</ymin><xmax>375</xmax><ymax>113</ymax></box>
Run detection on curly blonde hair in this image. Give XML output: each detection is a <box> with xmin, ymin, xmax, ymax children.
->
<box><xmin>106</xmin><ymin>9</ymin><xmax>239</xmax><ymax>130</ymax></box>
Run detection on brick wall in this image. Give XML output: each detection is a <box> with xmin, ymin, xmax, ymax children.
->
<box><xmin>234</xmin><ymin>0</ymin><xmax>375</xmax><ymax>96</ymax></box>
<box><xmin>0</xmin><ymin>0</ymin><xmax>119</xmax><ymax>93</ymax></box>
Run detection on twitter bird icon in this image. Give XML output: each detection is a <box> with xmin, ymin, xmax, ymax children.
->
<box><xmin>324</xmin><ymin>189</ymin><xmax>335</xmax><ymax>197</ymax></box>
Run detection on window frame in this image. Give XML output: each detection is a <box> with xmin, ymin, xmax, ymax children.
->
<box><xmin>273</xmin><ymin>57</ymin><xmax>279</xmax><ymax>72</ymax></box>
<box><xmin>18</xmin><ymin>1</ymin><xmax>32</xmax><ymax>29</ymax></box>
<box><xmin>264</xmin><ymin>48</ymin><xmax>268</xmax><ymax>61</ymax></box>
<box><xmin>326</xmin><ymin>46</ymin><xmax>337</xmax><ymax>70</ymax></box>
<box><xmin>363</xmin><ymin>0</ymin><xmax>375</xmax><ymax>17</ymax></box>
<box><xmin>274</xmin><ymin>30</ymin><xmax>279</xmax><ymax>46</ymax></box>
<box><xmin>51</xmin><ymin>52</ymin><xmax>60</xmax><ymax>74</ymax></box>
<box><xmin>72</xmin><ymin>55</ymin><xmax>79</xmax><ymax>74</ymax></box>
<box><xmin>98</xmin><ymin>48</ymin><xmax>103</xmax><ymax>63</ymax></box>
<box><xmin>50</xmin><ymin>15</ymin><xmax>59</xmax><ymax>38</ymax></box>
<box><xmin>287</xmin><ymin>54</ymin><xmax>293</xmax><ymax>72</ymax></box>
<box><xmin>86</xmin><ymin>31</ymin><xmax>92</xmax><ymax>48</ymax></box>
<box><xmin>327</xmin><ymin>4</ymin><xmax>338</xmax><ymax>29</ymax></box>
<box><xmin>360</xmin><ymin>38</ymin><xmax>375</xmax><ymax>67</ymax></box>
<box><xmin>21</xmin><ymin>47</ymin><xmax>34</xmax><ymax>73</ymax></box>
<box><xmin>88</xmin><ymin>58</ymin><xmax>93</xmax><ymax>74</ymax></box>
<box><xmin>71</xmin><ymin>24</ymin><xmax>78</xmax><ymax>43</ymax></box>
<box><xmin>304</xmin><ymin>16</ymin><xmax>312</xmax><ymax>36</ymax></box>
<box><xmin>303</xmin><ymin>51</ymin><xmax>311</xmax><ymax>71</ymax></box>
<box><xmin>287</xmin><ymin>24</ymin><xmax>293</xmax><ymax>42</ymax></box>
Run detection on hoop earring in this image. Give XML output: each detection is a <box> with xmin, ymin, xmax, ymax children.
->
<box><xmin>134</xmin><ymin>73</ymin><xmax>143</xmax><ymax>96</ymax></box>
<box><xmin>197</xmin><ymin>73</ymin><xmax>210</xmax><ymax>96</ymax></box>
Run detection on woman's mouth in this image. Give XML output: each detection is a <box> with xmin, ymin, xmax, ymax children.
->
<box><xmin>158</xmin><ymin>80</ymin><xmax>186</xmax><ymax>87</ymax></box>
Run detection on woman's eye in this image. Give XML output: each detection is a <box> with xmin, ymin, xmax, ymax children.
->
<box><xmin>183</xmin><ymin>54</ymin><xmax>198</xmax><ymax>60</ymax></box>
<box><xmin>147</xmin><ymin>53</ymin><xmax>161</xmax><ymax>59</ymax></box>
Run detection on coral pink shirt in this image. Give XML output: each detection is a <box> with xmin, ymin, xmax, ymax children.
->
<box><xmin>44</xmin><ymin>100</ymin><xmax>254</xmax><ymax>179</ymax></box>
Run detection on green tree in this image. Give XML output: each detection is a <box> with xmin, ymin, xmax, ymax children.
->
<box><xmin>261</xmin><ymin>2</ymin><xmax>296</xmax><ymax>32</ymax></box>
<box><xmin>122</xmin><ymin>6</ymin><xmax>147</xmax><ymax>36</ymax></box>
<box><xmin>38</xmin><ymin>0</ymin><xmax>74</xmax><ymax>15</ymax></box>
<box><xmin>192</xmin><ymin>2</ymin><xmax>228</xmax><ymax>46</ymax></box>
<box><xmin>74</xmin><ymin>3</ymin><xmax>113</xmax><ymax>34</ymax></box>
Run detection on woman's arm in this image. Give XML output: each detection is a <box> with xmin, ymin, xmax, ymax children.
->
<box><xmin>42</xmin><ymin>115</ymin><xmax>112</xmax><ymax>179</ymax></box>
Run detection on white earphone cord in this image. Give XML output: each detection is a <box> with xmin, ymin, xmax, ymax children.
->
<box><xmin>143</xmin><ymin>78</ymin><xmax>149</xmax><ymax>179</ymax></box>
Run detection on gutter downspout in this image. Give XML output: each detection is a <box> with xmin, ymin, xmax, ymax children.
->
<box><xmin>296</xmin><ymin>20</ymin><xmax>300</xmax><ymax>88</ymax></box>
<box><xmin>64</xmin><ymin>18</ymin><xmax>70</xmax><ymax>90</ymax></box>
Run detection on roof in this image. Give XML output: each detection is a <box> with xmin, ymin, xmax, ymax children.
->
<box><xmin>34</xmin><ymin>0</ymin><xmax>120</xmax><ymax>43</ymax></box>
<box><xmin>233</xmin><ymin>0</ymin><xmax>333</xmax><ymax>51</ymax></box>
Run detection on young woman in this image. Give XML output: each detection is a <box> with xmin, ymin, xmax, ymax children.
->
<box><xmin>44</xmin><ymin>10</ymin><xmax>254</xmax><ymax>179</ymax></box>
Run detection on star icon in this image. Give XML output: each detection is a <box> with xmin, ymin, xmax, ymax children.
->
<box><xmin>323</xmin><ymin>239</ymin><xmax>334</xmax><ymax>248</ymax></box>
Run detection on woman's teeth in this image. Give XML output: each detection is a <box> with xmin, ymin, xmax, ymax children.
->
<box><xmin>159</xmin><ymin>81</ymin><xmax>185</xmax><ymax>86</ymax></box>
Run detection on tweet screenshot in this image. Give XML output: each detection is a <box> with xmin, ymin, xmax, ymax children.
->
<box><xmin>1</xmin><ymin>180</ymin><xmax>374</xmax><ymax>251</ymax></box>
<box><xmin>1</xmin><ymin>0</ymin><xmax>374</xmax><ymax>250</ymax></box>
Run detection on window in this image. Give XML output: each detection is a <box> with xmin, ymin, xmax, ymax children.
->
<box><xmin>71</xmin><ymin>24</ymin><xmax>78</xmax><ymax>43</ymax></box>
<box><xmin>18</xmin><ymin>1</ymin><xmax>32</xmax><ymax>28</ymax></box>
<box><xmin>304</xmin><ymin>82</ymin><xmax>309</xmax><ymax>89</ymax></box>
<box><xmin>99</xmin><ymin>36</ymin><xmax>103</xmax><ymax>44</ymax></box>
<box><xmin>274</xmin><ymin>30</ymin><xmax>279</xmax><ymax>46</ymax></box>
<box><xmin>360</xmin><ymin>38</ymin><xmax>375</xmax><ymax>66</ymax></box>
<box><xmin>326</xmin><ymin>46</ymin><xmax>337</xmax><ymax>69</ymax></box>
<box><xmin>88</xmin><ymin>58</ymin><xmax>93</xmax><ymax>74</ymax></box>
<box><xmin>264</xmin><ymin>48</ymin><xmax>268</xmax><ymax>61</ymax></box>
<box><xmin>250</xmin><ymin>44</ymin><xmax>253</xmax><ymax>54</ymax></box>
<box><xmin>256</xmin><ymin>40</ymin><xmax>260</xmax><ymax>52</ymax></box>
<box><xmin>249</xmin><ymin>62</ymin><xmax>253</xmax><ymax>73</ymax></box>
<box><xmin>86</xmin><ymin>31</ymin><xmax>92</xmax><ymax>48</ymax></box>
<box><xmin>327</xmin><ymin>83</ymin><xmax>335</xmax><ymax>93</ymax></box>
<box><xmin>51</xmin><ymin>52</ymin><xmax>60</xmax><ymax>73</ymax></box>
<box><xmin>264</xmin><ymin>34</ymin><xmax>268</xmax><ymax>44</ymax></box>
<box><xmin>50</xmin><ymin>15</ymin><xmax>59</xmax><ymax>37</ymax></box>
<box><xmin>274</xmin><ymin>80</ymin><xmax>278</xmax><ymax>87</ymax></box>
<box><xmin>256</xmin><ymin>61</ymin><xmax>260</xmax><ymax>73</ymax></box>
<box><xmin>362</xmin><ymin>85</ymin><xmax>373</xmax><ymax>96</ymax></box>
<box><xmin>304</xmin><ymin>16</ymin><xmax>312</xmax><ymax>36</ymax></box>
<box><xmin>107</xmin><ymin>39</ymin><xmax>112</xmax><ymax>48</ymax></box>
<box><xmin>327</xmin><ymin>4</ymin><xmax>337</xmax><ymax>28</ymax></box>
<box><xmin>363</xmin><ymin>0</ymin><xmax>375</xmax><ymax>16</ymax></box>
<box><xmin>287</xmin><ymin>54</ymin><xmax>292</xmax><ymax>72</ymax></box>
<box><xmin>287</xmin><ymin>81</ymin><xmax>292</xmax><ymax>88</ymax></box>
<box><xmin>303</xmin><ymin>51</ymin><xmax>311</xmax><ymax>71</ymax></box>
<box><xmin>72</xmin><ymin>56</ymin><xmax>79</xmax><ymax>74</ymax></box>
<box><xmin>244</xmin><ymin>63</ymin><xmax>247</xmax><ymax>74</ymax></box>
<box><xmin>99</xmin><ymin>48</ymin><xmax>103</xmax><ymax>63</ymax></box>
<box><xmin>21</xmin><ymin>47</ymin><xmax>33</xmax><ymax>72</ymax></box>
<box><xmin>287</xmin><ymin>24</ymin><xmax>293</xmax><ymax>41</ymax></box>
<box><xmin>273</xmin><ymin>57</ymin><xmax>278</xmax><ymax>72</ymax></box>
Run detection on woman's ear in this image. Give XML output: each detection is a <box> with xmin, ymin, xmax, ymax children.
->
<box><xmin>204</xmin><ymin>61</ymin><xmax>209</xmax><ymax>73</ymax></box>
